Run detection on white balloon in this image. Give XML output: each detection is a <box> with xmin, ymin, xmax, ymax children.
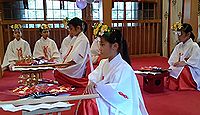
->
<box><xmin>76</xmin><ymin>0</ymin><xmax>87</xmax><ymax>10</ymax></box>
<box><xmin>86</xmin><ymin>0</ymin><xmax>94</xmax><ymax>4</ymax></box>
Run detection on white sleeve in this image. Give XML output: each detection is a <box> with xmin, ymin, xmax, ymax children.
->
<box><xmin>88</xmin><ymin>60</ymin><xmax>105</xmax><ymax>83</ymax></box>
<box><xmin>168</xmin><ymin>45</ymin><xmax>179</xmax><ymax>65</ymax></box>
<box><xmin>60</xmin><ymin>35</ymin><xmax>70</xmax><ymax>55</ymax></box>
<box><xmin>2</xmin><ymin>42</ymin><xmax>17</xmax><ymax>68</ymax></box>
<box><xmin>186</xmin><ymin>44</ymin><xmax>200</xmax><ymax>68</ymax></box>
<box><xmin>33</xmin><ymin>41</ymin><xmax>44</xmax><ymax>58</ymax></box>
<box><xmin>70</xmin><ymin>40</ymin><xmax>88</xmax><ymax>63</ymax></box>
<box><xmin>91</xmin><ymin>38</ymin><xmax>100</xmax><ymax>56</ymax></box>
<box><xmin>96</xmin><ymin>68</ymin><xmax>141</xmax><ymax>115</ymax></box>
<box><xmin>51</xmin><ymin>41</ymin><xmax>60</xmax><ymax>58</ymax></box>
<box><xmin>23</xmin><ymin>42</ymin><xmax>32</xmax><ymax>56</ymax></box>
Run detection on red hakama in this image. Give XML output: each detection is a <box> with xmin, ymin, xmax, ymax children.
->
<box><xmin>166</xmin><ymin>66</ymin><xmax>197</xmax><ymax>90</ymax></box>
<box><xmin>54</xmin><ymin>70</ymin><xmax>88</xmax><ymax>88</ymax></box>
<box><xmin>76</xmin><ymin>99</ymin><xmax>99</xmax><ymax>115</ymax></box>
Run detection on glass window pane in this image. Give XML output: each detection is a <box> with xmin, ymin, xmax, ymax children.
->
<box><xmin>132</xmin><ymin>11</ymin><xmax>138</xmax><ymax>20</ymax></box>
<box><xmin>53</xmin><ymin>10</ymin><xmax>61</xmax><ymax>19</ymax></box>
<box><xmin>117</xmin><ymin>2</ymin><xmax>124</xmax><ymax>10</ymax></box>
<box><xmin>29</xmin><ymin>24</ymin><xmax>35</xmax><ymax>28</ymax></box>
<box><xmin>61</xmin><ymin>10</ymin><xmax>68</xmax><ymax>18</ymax></box>
<box><xmin>126</xmin><ymin>11</ymin><xmax>131</xmax><ymax>20</ymax></box>
<box><xmin>46</xmin><ymin>1</ymin><xmax>82</xmax><ymax>20</ymax></box>
<box><xmin>47</xmin><ymin>0</ymin><xmax>53</xmax><ymax>9</ymax></box>
<box><xmin>112</xmin><ymin>11</ymin><xmax>117</xmax><ymax>19</ymax></box>
<box><xmin>93</xmin><ymin>9</ymin><xmax>99</xmax><ymax>20</ymax></box>
<box><xmin>35</xmin><ymin>24</ymin><xmax>41</xmax><ymax>28</ymax></box>
<box><xmin>47</xmin><ymin>10</ymin><xmax>54</xmax><ymax>19</ymax></box>
<box><xmin>36</xmin><ymin>0</ymin><xmax>43</xmax><ymax>9</ymax></box>
<box><xmin>52</xmin><ymin>1</ymin><xmax>60</xmax><ymax>9</ymax></box>
<box><xmin>118</xmin><ymin>11</ymin><xmax>124</xmax><ymax>20</ymax></box>
<box><xmin>28</xmin><ymin>0</ymin><xmax>36</xmax><ymax>9</ymax></box>
<box><xmin>36</xmin><ymin>10</ymin><xmax>44</xmax><ymax>19</ymax></box>
<box><xmin>54</xmin><ymin>24</ymin><xmax>60</xmax><ymax>28</ymax></box>
<box><xmin>126</xmin><ymin>2</ymin><xmax>131</xmax><ymax>10</ymax></box>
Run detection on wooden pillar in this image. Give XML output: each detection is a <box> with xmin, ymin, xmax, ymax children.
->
<box><xmin>102</xmin><ymin>0</ymin><xmax>112</xmax><ymax>26</ymax></box>
<box><xmin>82</xmin><ymin>3</ymin><xmax>93</xmax><ymax>42</ymax></box>
<box><xmin>0</xmin><ymin>5</ymin><xmax>4</xmax><ymax>78</ymax></box>
<box><xmin>183</xmin><ymin>0</ymin><xmax>198</xmax><ymax>40</ymax></box>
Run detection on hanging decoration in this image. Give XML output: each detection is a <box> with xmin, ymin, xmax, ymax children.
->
<box><xmin>76</xmin><ymin>0</ymin><xmax>87</xmax><ymax>10</ymax></box>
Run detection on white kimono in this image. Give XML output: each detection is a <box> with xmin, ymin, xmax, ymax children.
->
<box><xmin>58</xmin><ymin>32</ymin><xmax>93</xmax><ymax>78</ymax></box>
<box><xmin>60</xmin><ymin>35</ymin><xmax>76</xmax><ymax>62</ymax></box>
<box><xmin>91</xmin><ymin>37</ymin><xmax>100</xmax><ymax>64</ymax></box>
<box><xmin>1</xmin><ymin>38</ymin><xmax>31</xmax><ymax>69</ymax></box>
<box><xmin>33</xmin><ymin>37</ymin><xmax>60</xmax><ymax>60</ymax></box>
<box><xmin>89</xmin><ymin>54</ymin><xmax>148</xmax><ymax>115</ymax></box>
<box><xmin>168</xmin><ymin>38</ymin><xmax>200</xmax><ymax>90</ymax></box>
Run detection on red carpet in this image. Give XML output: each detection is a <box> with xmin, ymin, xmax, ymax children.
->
<box><xmin>0</xmin><ymin>56</ymin><xmax>200</xmax><ymax>115</ymax></box>
<box><xmin>132</xmin><ymin>56</ymin><xmax>200</xmax><ymax>115</ymax></box>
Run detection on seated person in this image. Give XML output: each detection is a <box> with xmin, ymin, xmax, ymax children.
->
<box><xmin>77</xmin><ymin>23</ymin><xmax>148</xmax><ymax>115</ymax></box>
<box><xmin>167</xmin><ymin>23</ymin><xmax>200</xmax><ymax>91</ymax></box>
<box><xmin>54</xmin><ymin>17</ymin><xmax>93</xmax><ymax>88</ymax></box>
<box><xmin>60</xmin><ymin>17</ymin><xmax>75</xmax><ymax>62</ymax></box>
<box><xmin>60</xmin><ymin>17</ymin><xmax>88</xmax><ymax>62</ymax></box>
<box><xmin>33</xmin><ymin>24</ymin><xmax>60</xmax><ymax>62</ymax></box>
<box><xmin>91</xmin><ymin>36</ymin><xmax>101</xmax><ymax>65</ymax></box>
<box><xmin>1</xmin><ymin>24</ymin><xmax>31</xmax><ymax>71</ymax></box>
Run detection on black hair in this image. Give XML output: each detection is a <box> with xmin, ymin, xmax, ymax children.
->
<box><xmin>68</xmin><ymin>17</ymin><xmax>83</xmax><ymax>31</ymax></box>
<box><xmin>39</xmin><ymin>28</ymin><xmax>44</xmax><ymax>33</ymax></box>
<box><xmin>103</xmin><ymin>29</ymin><xmax>131</xmax><ymax>65</ymax></box>
<box><xmin>39</xmin><ymin>26</ymin><xmax>49</xmax><ymax>33</ymax></box>
<box><xmin>182</xmin><ymin>23</ymin><xmax>195</xmax><ymax>41</ymax></box>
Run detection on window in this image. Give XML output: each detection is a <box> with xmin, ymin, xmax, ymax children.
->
<box><xmin>112</xmin><ymin>2</ymin><xmax>124</xmax><ymax>20</ymax></box>
<box><xmin>46</xmin><ymin>0</ymin><xmax>82</xmax><ymax>20</ymax></box>
<box><xmin>126</xmin><ymin>2</ymin><xmax>139</xmax><ymax>20</ymax></box>
<box><xmin>92</xmin><ymin>2</ymin><xmax>101</xmax><ymax>20</ymax></box>
<box><xmin>112</xmin><ymin>1</ymin><xmax>157</xmax><ymax>27</ymax></box>
<box><xmin>3</xmin><ymin>0</ymin><xmax>82</xmax><ymax>21</ymax></box>
<box><xmin>24</xmin><ymin>0</ymin><xmax>44</xmax><ymax>20</ymax></box>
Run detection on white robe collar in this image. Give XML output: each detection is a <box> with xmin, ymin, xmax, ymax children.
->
<box><xmin>180</xmin><ymin>38</ymin><xmax>193</xmax><ymax>48</ymax></box>
<box><xmin>41</xmin><ymin>37</ymin><xmax>49</xmax><ymax>41</ymax></box>
<box><xmin>76</xmin><ymin>32</ymin><xmax>84</xmax><ymax>39</ymax></box>
<box><xmin>14</xmin><ymin>38</ymin><xmax>22</xmax><ymax>42</ymax></box>
<box><xmin>109</xmin><ymin>53</ymin><xmax>122</xmax><ymax>68</ymax></box>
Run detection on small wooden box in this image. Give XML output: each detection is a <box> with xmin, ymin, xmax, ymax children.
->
<box><xmin>142</xmin><ymin>72</ymin><xmax>169</xmax><ymax>93</ymax></box>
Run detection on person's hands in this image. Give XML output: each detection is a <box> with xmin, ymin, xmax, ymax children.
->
<box><xmin>173</xmin><ymin>61</ymin><xmax>187</xmax><ymax>67</ymax></box>
<box><xmin>85</xmin><ymin>81</ymin><xmax>97</xmax><ymax>94</ymax></box>
<box><xmin>8</xmin><ymin>64</ymin><xmax>14</xmax><ymax>71</ymax></box>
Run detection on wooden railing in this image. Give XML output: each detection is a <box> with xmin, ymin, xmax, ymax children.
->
<box><xmin>1</xmin><ymin>19</ymin><xmax>161</xmax><ymax>56</ymax></box>
<box><xmin>113</xmin><ymin>19</ymin><xmax>161</xmax><ymax>56</ymax></box>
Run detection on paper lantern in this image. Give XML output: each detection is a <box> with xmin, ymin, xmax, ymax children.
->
<box><xmin>76</xmin><ymin>0</ymin><xmax>87</xmax><ymax>10</ymax></box>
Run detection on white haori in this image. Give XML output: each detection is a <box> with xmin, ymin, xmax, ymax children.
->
<box><xmin>1</xmin><ymin>38</ymin><xmax>31</xmax><ymax>69</ymax></box>
<box><xmin>168</xmin><ymin>38</ymin><xmax>200</xmax><ymax>90</ymax></box>
<box><xmin>89</xmin><ymin>54</ymin><xmax>148</xmax><ymax>115</ymax></box>
<box><xmin>33</xmin><ymin>37</ymin><xmax>60</xmax><ymax>60</ymax></box>
<box><xmin>60</xmin><ymin>35</ymin><xmax>77</xmax><ymax>62</ymax></box>
<box><xmin>58</xmin><ymin>32</ymin><xmax>93</xmax><ymax>78</ymax></box>
<box><xmin>91</xmin><ymin>37</ymin><xmax>100</xmax><ymax>64</ymax></box>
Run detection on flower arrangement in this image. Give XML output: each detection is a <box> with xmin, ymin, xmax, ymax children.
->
<box><xmin>10</xmin><ymin>24</ymin><xmax>22</xmax><ymax>31</ymax></box>
<box><xmin>62</xmin><ymin>17</ymin><xmax>69</xmax><ymax>29</ymax></box>
<box><xmin>40</xmin><ymin>24</ymin><xmax>50</xmax><ymax>30</ymax></box>
<box><xmin>93</xmin><ymin>23</ymin><xmax>112</xmax><ymax>38</ymax></box>
<box><xmin>171</xmin><ymin>21</ymin><xmax>183</xmax><ymax>31</ymax></box>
